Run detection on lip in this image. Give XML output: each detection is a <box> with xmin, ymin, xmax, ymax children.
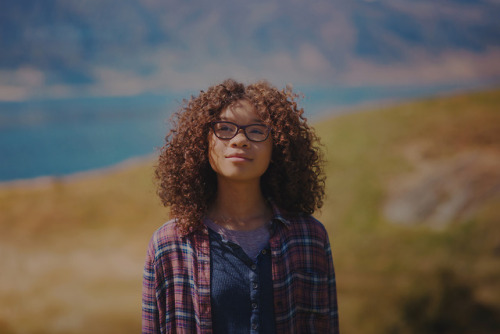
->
<box><xmin>226</xmin><ymin>154</ymin><xmax>252</xmax><ymax>162</ymax></box>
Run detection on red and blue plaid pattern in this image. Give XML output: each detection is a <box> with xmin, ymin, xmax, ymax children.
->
<box><xmin>142</xmin><ymin>205</ymin><xmax>339</xmax><ymax>333</ymax></box>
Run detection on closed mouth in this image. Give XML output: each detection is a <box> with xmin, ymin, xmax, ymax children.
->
<box><xmin>226</xmin><ymin>154</ymin><xmax>252</xmax><ymax>161</ymax></box>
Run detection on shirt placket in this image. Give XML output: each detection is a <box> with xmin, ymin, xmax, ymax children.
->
<box><xmin>223</xmin><ymin>237</ymin><xmax>271</xmax><ymax>333</ymax></box>
<box><xmin>249</xmin><ymin>248</ymin><xmax>270</xmax><ymax>333</ymax></box>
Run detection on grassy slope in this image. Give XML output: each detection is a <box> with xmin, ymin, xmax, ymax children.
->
<box><xmin>0</xmin><ymin>164</ymin><xmax>166</xmax><ymax>334</ymax></box>
<box><xmin>1</xmin><ymin>88</ymin><xmax>499</xmax><ymax>333</ymax></box>
<box><xmin>315</xmin><ymin>88</ymin><xmax>500</xmax><ymax>333</ymax></box>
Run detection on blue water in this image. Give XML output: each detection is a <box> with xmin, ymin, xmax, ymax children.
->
<box><xmin>0</xmin><ymin>95</ymin><xmax>176</xmax><ymax>182</ymax></box>
<box><xmin>0</xmin><ymin>83</ymin><xmax>487</xmax><ymax>182</ymax></box>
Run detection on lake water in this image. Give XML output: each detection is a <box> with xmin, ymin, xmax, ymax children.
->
<box><xmin>0</xmin><ymin>83</ymin><xmax>481</xmax><ymax>182</ymax></box>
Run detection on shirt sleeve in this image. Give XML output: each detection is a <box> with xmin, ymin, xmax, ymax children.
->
<box><xmin>325</xmin><ymin>234</ymin><xmax>340</xmax><ymax>333</ymax></box>
<box><xmin>142</xmin><ymin>237</ymin><xmax>163</xmax><ymax>334</ymax></box>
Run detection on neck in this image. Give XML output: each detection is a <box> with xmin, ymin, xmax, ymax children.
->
<box><xmin>209</xmin><ymin>179</ymin><xmax>271</xmax><ymax>231</ymax></box>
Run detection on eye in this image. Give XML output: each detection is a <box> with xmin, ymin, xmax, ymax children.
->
<box><xmin>214</xmin><ymin>122</ymin><xmax>237</xmax><ymax>136</ymax></box>
<box><xmin>249</xmin><ymin>128</ymin><xmax>264</xmax><ymax>135</ymax></box>
<box><xmin>219</xmin><ymin>125</ymin><xmax>232</xmax><ymax>131</ymax></box>
<box><xmin>248</xmin><ymin>125</ymin><xmax>267</xmax><ymax>134</ymax></box>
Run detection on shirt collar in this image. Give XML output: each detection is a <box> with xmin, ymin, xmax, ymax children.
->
<box><xmin>269</xmin><ymin>199</ymin><xmax>291</xmax><ymax>228</ymax></box>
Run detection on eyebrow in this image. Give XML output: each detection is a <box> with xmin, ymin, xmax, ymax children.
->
<box><xmin>219</xmin><ymin>117</ymin><xmax>263</xmax><ymax>123</ymax></box>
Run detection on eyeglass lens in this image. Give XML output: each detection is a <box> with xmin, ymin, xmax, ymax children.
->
<box><xmin>213</xmin><ymin>122</ymin><xmax>269</xmax><ymax>142</ymax></box>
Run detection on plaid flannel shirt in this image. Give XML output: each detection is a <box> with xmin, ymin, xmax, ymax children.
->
<box><xmin>142</xmin><ymin>205</ymin><xmax>339</xmax><ymax>333</ymax></box>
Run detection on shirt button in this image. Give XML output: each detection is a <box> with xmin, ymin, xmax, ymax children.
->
<box><xmin>261</xmin><ymin>249</ymin><xmax>267</xmax><ymax>255</ymax></box>
<box><xmin>251</xmin><ymin>264</ymin><xmax>257</xmax><ymax>270</ymax></box>
<box><xmin>252</xmin><ymin>302</ymin><xmax>258</xmax><ymax>309</ymax></box>
<box><xmin>252</xmin><ymin>323</ymin><xmax>258</xmax><ymax>330</ymax></box>
<box><xmin>252</xmin><ymin>282</ymin><xmax>258</xmax><ymax>289</ymax></box>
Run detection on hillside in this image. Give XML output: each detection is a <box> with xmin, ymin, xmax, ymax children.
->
<box><xmin>1</xmin><ymin>88</ymin><xmax>500</xmax><ymax>333</ymax></box>
<box><xmin>314</xmin><ymin>87</ymin><xmax>500</xmax><ymax>333</ymax></box>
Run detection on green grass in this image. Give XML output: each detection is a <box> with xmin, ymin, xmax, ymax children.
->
<box><xmin>1</xmin><ymin>88</ymin><xmax>499</xmax><ymax>333</ymax></box>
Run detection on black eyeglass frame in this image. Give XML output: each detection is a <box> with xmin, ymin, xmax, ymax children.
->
<box><xmin>210</xmin><ymin>121</ymin><xmax>271</xmax><ymax>142</ymax></box>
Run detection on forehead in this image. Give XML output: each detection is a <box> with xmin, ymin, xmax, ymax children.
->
<box><xmin>218</xmin><ymin>100</ymin><xmax>265</xmax><ymax>122</ymax></box>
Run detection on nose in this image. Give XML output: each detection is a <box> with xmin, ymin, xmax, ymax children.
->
<box><xmin>230</xmin><ymin>129</ymin><xmax>249</xmax><ymax>147</ymax></box>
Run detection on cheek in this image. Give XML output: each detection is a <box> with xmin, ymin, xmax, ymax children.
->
<box><xmin>266</xmin><ymin>138</ymin><xmax>273</xmax><ymax>157</ymax></box>
<box><xmin>261</xmin><ymin>141</ymin><xmax>273</xmax><ymax>168</ymax></box>
<box><xmin>208</xmin><ymin>134</ymin><xmax>223</xmax><ymax>168</ymax></box>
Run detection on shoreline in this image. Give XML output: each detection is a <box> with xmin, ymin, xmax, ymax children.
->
<box><xmin>2</xmin><ymin>84</ymin><xmax>498</xmax><ymax>190</ymax></box>
<box><xmin>0</xmin><ymin>153</ymin><xmax>156</xmax><ymax>190</ymax></box>
<box><xmin>310</xmin><ymin>83</ymin><xmax>500</xmax><ymax>123</ymax></box>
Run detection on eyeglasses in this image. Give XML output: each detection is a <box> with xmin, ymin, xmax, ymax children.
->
<box><xmin>211</xmin><ymin>121</ymin><xmax>271</xmax><ymax>142</ymax></box>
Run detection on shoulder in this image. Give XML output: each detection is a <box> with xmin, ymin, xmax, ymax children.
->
<box><xmin>279</xmin><ymin>209</ymin><xmax>327</xmax><ymax>231</ymax></box>
<box><xmin>272</xmin><ymin>202</ymin><xmax>325</xmax><ymax>230</ymax></box>
<box><xmin>147</xmin><ymin>219</ymin><xmax>189</xmax><ymax>260</ymax></box>
<box><xmin>150</xmin><ymin>219</ymin><xmax>180</xmax><ymax>243</ymax></box>
<box><xmin>278</xmin><ymin>211</ymin><xmax>329</xmax><ymax>243</ymax></box>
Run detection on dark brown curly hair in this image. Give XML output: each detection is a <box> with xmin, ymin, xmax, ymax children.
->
<box><xmin>155</xmin><ymin>79</ymin><xmax>325</xmax><ymax>234</ymax></box>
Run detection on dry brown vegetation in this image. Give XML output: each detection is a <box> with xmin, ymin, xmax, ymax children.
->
<box><xmin>315</xmin><ymin>88</ymin><xmax>500</xmax><ymax>333</ymax></box>
<box><xmin>0</xmin><ymin>163</ymin><xmax>165</xmax><ymax>334</ymax></box>
<box><xmin>1</xmin><ymin>88</ymin><xmax>500</xmax><ymax>333</ymax></box>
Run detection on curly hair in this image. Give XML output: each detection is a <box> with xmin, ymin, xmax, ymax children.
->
<box><xmin>155</xmin><ymin>79</ymin><xmax>325</xmax><ymax>234</ymax></box>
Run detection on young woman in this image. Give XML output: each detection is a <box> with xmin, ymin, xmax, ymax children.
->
<box><xmin>142</xmin><ymin>79</ymin><xmax>339</xmax><ymax>333</ymax></box>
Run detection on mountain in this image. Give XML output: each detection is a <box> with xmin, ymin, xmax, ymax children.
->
<box><xmin>1</xmin><ymin>0</ymin><xmax>499</xmax><ymax>101</ymax></box>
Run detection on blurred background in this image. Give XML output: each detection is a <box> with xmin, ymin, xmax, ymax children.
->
<box><xmin>1</xmin><ymin>0</ymin><xmax>499</xmax><ymax>333</ymax></box>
